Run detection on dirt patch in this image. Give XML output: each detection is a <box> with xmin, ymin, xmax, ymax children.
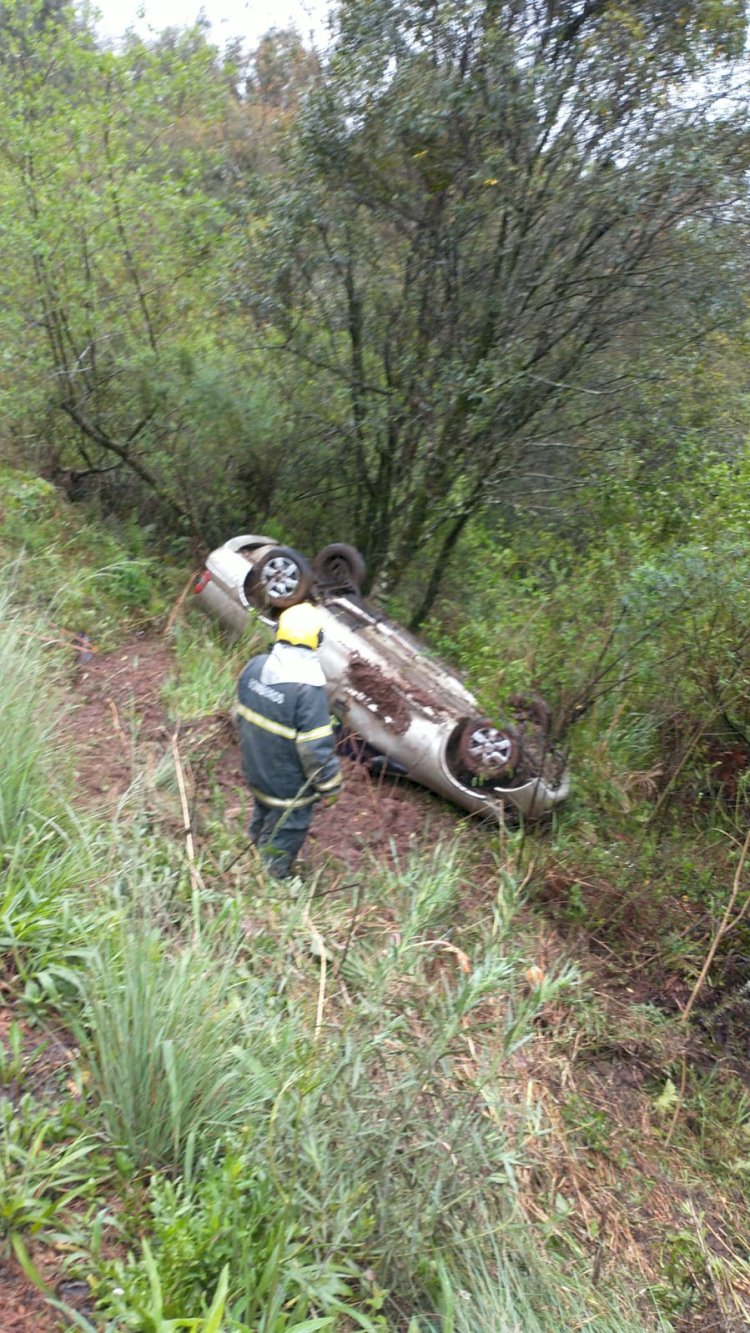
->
<box><xmin>60</xmin><ymin>631</ymin><xmax>175</xmax><ymax>808</ymax></box>
<box><xmin>0</xmin><ymin>1008</ymin><xmax>76</xmax><ymax>1105</ymax></box>
<box><xmin>306</xmin><ymin>751</ymin><xmax>461</xmax><ymax>873</ymax></box>
<box><xmin>346</xmin><ymin>655</ymin><xmax>412</xmax><ymax>735</ymax></box>
<box><xmin>193</xmin><ymin>723</ymin><xmax>464</xmax><ymax>877</ymax></box>
<box><xmin>533</xmin><ymin>864</ymin><xmax>696</xmax><ymax>1008</ymax></box>
<box><xmin>57</xmin><ymin>634</ymin><xmax>559</xmax><ymax>880</ymax></box>
<box><xmin>659</xmin><ymin>712</ymin><xmax>750</xmax><ymax>814</ymax></box>
<box><xmin>675</xmin><ymin>1312</ymin><xmax>748</xmax><ymax>1332</ymax></box>
<box><xmin>0</xmin><ymin>1254</ymin><xmax>59</xmax><ymax>1333</ymax></box>
<box><xmin>0</xmin><ymin>1243</ymin><xmax>95</xmax><ymax>1332</ymax></box>
<box><xmin>58</xmin><ymin>634</ymin><xmax>471</xmax><ymax>878</ymax></box>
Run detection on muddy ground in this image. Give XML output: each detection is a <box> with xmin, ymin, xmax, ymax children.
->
<box><xmin>59</xmin><ymin>630</ymin><xmax>467</xmax><ymax>876</ymax></box>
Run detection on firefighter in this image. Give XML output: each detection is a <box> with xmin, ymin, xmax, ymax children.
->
<box><xmin>236</xmin><ymin>601</ymin><xmax>342</xmax><ymax>879</ymax></box>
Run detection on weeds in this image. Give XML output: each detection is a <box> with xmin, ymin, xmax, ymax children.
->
<box><xmin>74</xmin><ymin>914</ymin><xmax>284</xmax><ymax>1171</ymax></box>
<box><xmin>93</xmin><ymin>1157</ymin><xmax>373</xmax><ymax>1330</ymax></box>
<box><xmin>0</xmin><ymin>1093</ymin><xmax>104</xmax><ymax>1239</ymax></box>
<box><xmin>161</xmin><ymin>617</ymin><xmax>263</xmax><ymax>721</ymax></box>
<box><xmin>423</xmin><ymin>1240</ymin><xmax>673</xmax><ymax>1332</ymax></box>
<box><xmin>0</xmin><ymin>1022</ymin><xmax>26</xmax><ymax>1087</ymax></box>
<box><xmin>3</xmin><ymin>546</ymin><xmax>750</xmax><ymax>1331</ymax></box>
<box><xmin>0</xmin><ymin>585</ymin><xmax>64</xmax><ymax>842</ymax></box>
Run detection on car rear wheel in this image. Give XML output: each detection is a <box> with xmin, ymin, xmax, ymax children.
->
<box><xmin>313</xmin><ymin>543</ymin><xmax>367</xmax><ymax>594</ymax></box>
<box><xmin>246</xmin><ymin>546</ymin><xmax>314</xmax><ymax>609</ymax></box>
<box><xmin>458</xmin><ymin>719</ymin><xmax>519</xmax><ymax>779</ymax></box>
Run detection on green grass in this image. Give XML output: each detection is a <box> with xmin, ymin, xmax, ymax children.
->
<box><xmin>161</xmin><ymin>614</ymin><xmax>266</xmax><ymax>721</ymax></box>
<box><xmin>74</xmin><ymin>912</ymin><xmax>286</xmax><ymax>1171</ymax></box>
<box><xmin>423</xmin><ymin>1242</ymin><xmax>674</xmax><ymax>1332</ymax></box>
<box><xmin>0</xmin><ymin>1093</ymin><xmax>105</xmax><ymax>1241</ymax></box>
<box><xmin>0</xmin><ymin>583</ymin><xmax>66</xmax><ymax>842</ymax></box>
<box><xmin>3</xmin><ymin>547</ymin><xmax>750</xmax><ymax>1331</ymax></box>
<box><xmin>0</xmin><ymin>468</ymin><xmax>171</xmax><ymax>644</ymax></box>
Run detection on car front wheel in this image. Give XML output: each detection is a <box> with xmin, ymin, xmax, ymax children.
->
<box><xmin>246</xmin><ymin>546</ymin><xmax>315</xmax><ymax>610</ymax></box>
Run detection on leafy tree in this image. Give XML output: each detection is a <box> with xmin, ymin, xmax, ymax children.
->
<box><xmin>246</xmin><ymin>27</ymin><xmax>320</xmax><ymax>111</ymax></box>
<box><xmin>0</xmin><ymin>2</ymin><xmax>245</xmax><ymax>535</ymax></box>
<box><xmin>255</xmin><ymin>0</ymin><xmax>749</xmax><ymax>621</ymax></box>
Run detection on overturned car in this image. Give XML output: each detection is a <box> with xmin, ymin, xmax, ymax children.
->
<box><xmin>193</xmin><ymin>535</ymin><xmax>569</xmax><ymax>820</ymax></box>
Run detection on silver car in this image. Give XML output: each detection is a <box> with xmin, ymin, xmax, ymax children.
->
<box><xmin>193</xmin><ymin>535</ymin><xmax>569</xmax><ymax>819</ymax></box>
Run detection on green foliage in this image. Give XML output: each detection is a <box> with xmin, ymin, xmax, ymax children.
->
<box><xmin>248</xmin><ymin>0</ymin><xmax>750</xmax><ymax>617</ymax></box>
<box><xmin>422</xmin><ymin>1242</ymin><xmax>670</xmax><ymax>1333</ymax></box>
<box><xmin>94</xmin><ymin>1161</ymin><xmax>370</xmax><ymax>1330</ymax></box>
<box><xmin>423</xmin><ymin>437</ymin><xmax>750</xmax><ymax>822</ymax></box>
<box><xmin>0</xmin><ymin>1023</ymin><xmax>26</xmax><ymax>1089</ymax></box>
<box><xmin>0</xmin><ymin>2</ymin><xmax>243</xmax><ymax>535</ymax></box>
<box><xmin>82</xmin><ymin>848</ymin><xmax>630</xmax><ymax>1332</ymax></box>
<box><xmin>162</xmin><ymin>616</ymin><xmax>266</xmax><ymax>721</ymax></box>
<box><xmin>0</xmin><ymin>582</ymin><xmax>64</xmax><ymax>842</ymax></box>
<box><xmin>81</xmin><ymin>1243</ymin><xmax>230</xmax><ymax>1332</ymax></box>
<box><xmin>5</xmin><ymin>558</ymin><xmax>750</xmax><ymax>1329</ymax></box>
<box><xmin>74</xmin><ymin>916</ymin><xmax>284</xmax><ymax>1170</ymax></box>
<box><xmin>0</xmin><ymin>1092</ymin><xmax>104</xmax><ymax>1239</ymax></box>
<box><xmin>1</xmin><ymin>813</ymin><xmax>121</xmax><ymax>1005</ymax></box>
<box><xmin>0</xmin><ymin>470</ymin><xmax>169</xmax><ymax>641</ymax></box>
<box><xmin>244</xmin><ymin>853</ymin><xmax>578</xmax><ymax>1300</ymax></box>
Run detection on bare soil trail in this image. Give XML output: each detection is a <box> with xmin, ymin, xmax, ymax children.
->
<box><xmin>60</xmin><ymin>631</ymin><xmax>465</xmax><ymax>874</ymax></box>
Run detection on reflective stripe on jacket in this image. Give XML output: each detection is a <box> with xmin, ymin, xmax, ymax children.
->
<box><xmin>236</xmin><ymin>649</ymin><xmax>342</xmax><ymax>806</ymax></box>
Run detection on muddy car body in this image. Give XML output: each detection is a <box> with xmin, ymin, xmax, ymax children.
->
<box><xmin>194</xmin><ymin>535</ymin><xmax>569</xmax><ymax>819</ymax></box>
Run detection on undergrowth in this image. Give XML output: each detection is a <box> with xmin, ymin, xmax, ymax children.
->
<box><xmin>2</xmin><ymin>506</ymin><xmax>750</xmax><ymax>1331</ymax></box>
<box><xmin>161</xmin><ymin>615</ymin><xmax>265</xmax><ymax>720</ymax></box>
<box><xmin>0</xmin><ymin>468</ymin><xmax>170</xmax><ymax>644</ymax></box>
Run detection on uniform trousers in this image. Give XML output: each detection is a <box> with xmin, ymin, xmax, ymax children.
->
<box><xmin>249</xmin><ymin>798</ymin><xmax>314</xmax><ymax>879</ymax></box>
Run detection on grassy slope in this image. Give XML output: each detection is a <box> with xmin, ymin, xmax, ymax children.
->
<box><xmin>1</xmin><ymin>470</ymin><xmax>749</xmax><ymax>1331</ymax></box>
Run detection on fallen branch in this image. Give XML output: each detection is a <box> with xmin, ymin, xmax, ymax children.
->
<box><xmin>171</xmin><ymin>734</ymin><xmax>205</xmax><ymax>916</ymax></box>
<box><xmin>6</xmin><ymin>624</ymin><xmax>98</xmax><ymax>653</ymax></box>
<box><xmin>107</xmin><ymin>698</ymin><xmax>128</xmax><ymax>748</ymax></box>
<box><xmin>164</xmin><ymin>571</ymin><xmax>200</xmax><ymax>637</ymax></box>
<box><xmin>664</xmin><ymin>1055</ymin><xmax>688</xmax><ymax>1147</ymax></box>
<box><xmin>314</xmin><ymin>951</ymin><xmax>327</xmax><ymax>1043</ymax></box>
<box><xmin>680</xmin><ymin>825</ymin><xmax>750</xmax><ymax>1025</ymax></box>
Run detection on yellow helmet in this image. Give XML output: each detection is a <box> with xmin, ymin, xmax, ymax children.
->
<box><xmin>275</xmin><ymin>602</ymin><xmax>324</xmax><ymax>650</ymax></box>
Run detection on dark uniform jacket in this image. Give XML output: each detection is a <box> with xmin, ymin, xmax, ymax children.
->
<box><xmin>236</xmin><ymin>645</ymin><xmax>342</xmax><ymax>808</ymax></box>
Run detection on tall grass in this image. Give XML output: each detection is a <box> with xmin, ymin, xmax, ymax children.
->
<box><xmin>237</xmin><ymin>851</ymin><xmax>582</xmax><ymax>1315</ymax></box>
<box><xmin>430</xmin><ymin>1242</ymin><xmax>672</xmax><ymax>1332</ymax></box>
<box><xmin>89</xmin><ymin>850</ymin><xmax>654</xmax><ymax>1330</ymax></box>
<box><xmin>0</xmin><ymin>584</ymin><xmax>64</xmax><ymax>843</ymax></box>
<box><xmin>0</xmin><ymin>813</ymin><xmax>114</xmax><ymax>993</ymax></box>
<box><xmin>0</xmin><ymin>589</ymin><xmax>701</xmax><ymax>1330</ymax></box>
<box><xmin>161</xmin><ymin>617</ymin><xmax>263</xmax><ymax>720</ymax></box>
<box><xmin>76</xmin><ymin>914</ymin><xmax>285</xmax><ymax>1170</ymax></box>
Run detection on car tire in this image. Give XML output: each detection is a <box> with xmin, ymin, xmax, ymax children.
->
<box><xmin>458</xmin><ymin>718</ymin><xmax>519</xmax><ymax>779</ymax></box>
<box><xmin>313</xmin><ymin>543</ymin><xmax>367</xmax><ymax>594</ymax></box>
<box><xmin>246</xmin><ymin>546</ymin><xmax>315</xmax><ymax>610</ymax></box>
